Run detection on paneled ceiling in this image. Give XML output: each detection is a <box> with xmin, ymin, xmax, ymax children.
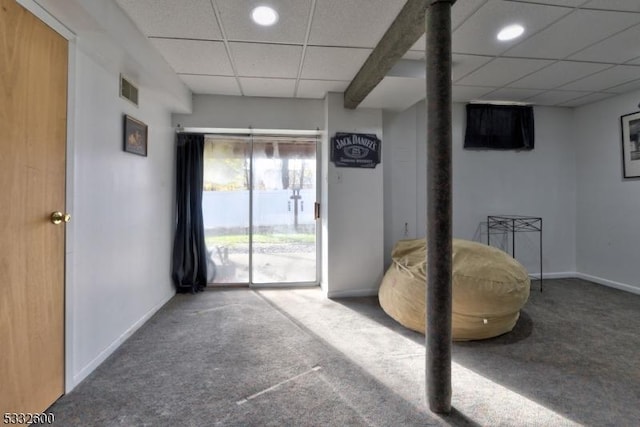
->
<box><xmin>116</xmin><ymin>0</ymin><xmax>640</xmax><ymax>110</ymax></box>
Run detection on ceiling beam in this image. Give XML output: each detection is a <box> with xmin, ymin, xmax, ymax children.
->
<box><xmin>343</xmin><ymin>0</ymin><xmax>431</xmax><ymax>109</ymax></box>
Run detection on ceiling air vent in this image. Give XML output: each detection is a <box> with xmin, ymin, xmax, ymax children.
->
<box><xmin>120</xmin><ymin>74</ymin><xmax>139</xmax><ymax>106</ymax></box>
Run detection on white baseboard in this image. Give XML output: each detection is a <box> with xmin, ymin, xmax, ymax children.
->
<box><xmin>527</xmin><ymin>271</ymin><xmax>639</xmax><ymax>295</ymax></box>
<box><xmin>325</xmin><ymin>272</ymin><xmax>639</xmax><ymax>298</ymax></box>
<box><xmin>574</xmin><ymin>272</ymin><xmax>640</xmax><ymax>295</ymax></box>
<box><xmin>327</xmin><ymin>287</ymin><xmax>379</xmax><ymax>298</ymax></box>
<box><xmin>529</xmin><ymin>271</ymin><xmax>577</xmax><ymax>279</ymax></box>
<box><xmin>327</xmin><ymin>273</ymin><xmax>577</xmax><ymax>298</ymax></box>
<box><xmin>70</xmin><ymin>291</ymin><xmax>174</xmax><ymax>389</ymax></box>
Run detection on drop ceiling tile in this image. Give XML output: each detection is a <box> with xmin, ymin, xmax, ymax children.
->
<box><xmin>230</xmin><ymin>43</ymin><xmax>302</xmax><ymax>78</ymax></box>
<box><xmin>151</xmin><ymin>39</ymin><xmax>233</xmax><ymax>75</ymax></box>
<box><xmin>296</xmin><ymin>80</ymin><xmax>350</xmax><ymax>99</ymax></box>
<box><xmin>360</xmin><ymin>77</ymin><xmax>425</xmax><ymax>111</ymax></box>
<box><xmin>457</xmin><ymin>58</ymin><xmax>554</xmax><ymax>87</ymax></box>
<box><xmin>240</xmin><ymin>78</ymin><xmax>296</xmax><ymax>98</ymax></box>
<box><xmin>452</xmin><ymin>0</ymin><xmax>571</xmax><ymax>56</ymax></box>
<box><xmin>525</xmin><ymin>90</ymin><xmax>592</xmax><ymax>105</ymax></box>
<box><xmin>216</xmin><ymin>0</ymin><xmax>311</xmax><ymax>44</ymax></box>
<box><xmin>452</xmin><ymin>85</ymin><xmax>496</xmax><ymax>102</ymax></box>
<box><xmin>179</xmin><ymin>75</ymin><xmax>240</xmax><ymax>95</ymax></box>
<box><xmin>387</xmin><ymin>60</ymin><xmax>425</xmax><ymax>78</ymax></box>
<box><xmin>451</xmin><ymin>0</ymin><xmax>491</xmax><ymax>30</ymax></box>
<box><xmin>400</xmin><ymin>55</ymin><xmax>493</xmax><ymax>82</ymax></box>
<box><xmin>559</xmin><ymin>65</ymin><xmax>640</xmax><ymax>92</ymax></box>
<box><xmin>414</xmin><ymin>0</ymin><xmax>496</xmax><ymax>54</ymax></box>
<box><xmin>308</xmin><ymin>0</ymin><xmax>405</xmax><ymax>48</ymax></box>
<box><xmin>452</xmin><ymin>54</ymin><xmax>494</xmax><ymax>82</ymax></box>
<box><xmin>558</xmin><ymin>92</ymin><xmax>616</xmax><ymax>107</ymax></box>
<box><xmin>403</xmin><ymin>51</ymin><xmax>425</xmax><ymax>61</ymax></box>
<box><xmin>410</xmin><ymin>35</ymin><xmax>425</xmax><ymax>53</ymax></box>
<box><xmin>583</xmin><ymin>0</ymin><xmax>640</xmax><ymax>12</ymax></box>
<box><xmin>569</xmin><ymin>24</ymin><xmax>640</xmax><ymax>64</ymax></box>
<box><xmin>507</xmin><ymin>9</ymin><xmax>640</xmax><ymax>59</ymax></box>
<box><xmin>604</xmin><ymin>78</ymin><xmax>640</xmax><ymax>94</ymax></box>
<box><xmin>509</xmin><ymin>61</ymin><xmax>611</xmax><ymax>89</ymax></box>
<box><xmin>116</xmin><ymin>0</ymin><xmax>221</xmax><ymax>39</ymax></box>
<box><xmin>483</xmin><ymin>87</ymin><xmax>545</xmax><ymax>101</ymax></box>
<box><xmin>301</xmin><ymin>47</ymin><xmax>371</xmax><ymax>81</ymax></box>
<box><xmin>393</xmin><ymin>55</ymin><xmax>495</xmax><ymax>83</ymax></box>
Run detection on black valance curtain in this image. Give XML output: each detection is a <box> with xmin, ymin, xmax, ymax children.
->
<box><xmin>464</xmin><ymin>104</ymin><xmax>535</xmax><ymax>150</ymax></box>
<box><xmin>172</xmin><ymin>133</ymin><xmax>207</xmax><ymax>293</ymax></box>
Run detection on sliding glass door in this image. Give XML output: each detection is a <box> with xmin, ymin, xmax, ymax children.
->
<box><xmin>202</xmin><ymin>134</ymin><xmax>318</xmax><ymax>285</ymax></box>
<box><xmin>251</xmin><ymin>136</ymin><xmax>317</xmax><ymax>284</ymax></box>
<box><xmin>202</xmin><ymin>136</ymin><xmax>251</xmax><ymax>283</ymax></box>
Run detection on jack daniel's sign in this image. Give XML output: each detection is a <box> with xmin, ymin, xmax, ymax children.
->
<box><xmin>330</xmin><ymin>132</ymin><xmax>381</xmax><ymax>168</ymax></box>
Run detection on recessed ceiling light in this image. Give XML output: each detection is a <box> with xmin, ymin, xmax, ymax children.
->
<box><xmin>497</xmin><ymin>24</ymin><xmax>524</xmax><ymax>41</ymax></box>
<box><xmin>251</xmin><ymin>6</ymin><xmax>278</xmax><ymax>26</ymax></box>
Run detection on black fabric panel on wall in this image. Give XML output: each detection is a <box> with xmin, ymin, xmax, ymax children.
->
<box><xmin>464</xmin><ymin>104</ymin><xmax>535</xmax><ymax>150</ymax></box>
<box><xmin>172</xmin><ymin>133</ymin><xmax>208</xmax><ymax>293</ymax></box>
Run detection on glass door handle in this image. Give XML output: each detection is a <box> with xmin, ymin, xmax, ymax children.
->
<box><xmin>314</xmin><ymin>202</ymin><xmax>320</xmax><ymax>220</ymax></box>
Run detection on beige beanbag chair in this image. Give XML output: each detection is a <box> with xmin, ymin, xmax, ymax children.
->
<box><xmin>378</xmin><ymin>238</ymin><xmax>530</xmax><ymax>341</ymax></box>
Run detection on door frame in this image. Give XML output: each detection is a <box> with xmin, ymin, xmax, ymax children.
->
<box><xmin>16</xmin><ymin>0</ymin><xmax>78</xmax><ymax>393</ymax></box>
<box><xmin>192</xmin><ymin>127</ymin><xmax>323</xmax><ymax>288</ymax></box>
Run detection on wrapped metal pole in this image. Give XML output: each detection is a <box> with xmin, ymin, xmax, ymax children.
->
<box><xmin>426</xmin><ymin>0</ymin><xmax>456</xmax><ymax>414</ymax></box>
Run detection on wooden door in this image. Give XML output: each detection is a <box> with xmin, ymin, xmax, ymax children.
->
<box><xmin>0</xmin><ymin>0</ymin><xmax>68</xmax><ymax>414</ymax></box>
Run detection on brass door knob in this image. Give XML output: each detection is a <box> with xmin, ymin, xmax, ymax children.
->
<box><xmin>51</xmin><ymin>211</ymin><xmax>71</xmax><ymax>225</ymax></box>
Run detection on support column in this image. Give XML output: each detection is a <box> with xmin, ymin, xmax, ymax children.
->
<box><xmin>425</xmin><ymin>0</ymin><xmax>456</xmax><ymax>415</ymax></box>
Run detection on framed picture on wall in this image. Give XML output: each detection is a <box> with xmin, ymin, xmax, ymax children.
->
<box><xmin>621</xmin><ymin>111</ymin><xmax>640</xmax><ymax>178</ymax></box>
<box><xmin>123</xmin><ymin>114</ymin><xmax>148</xmax><ymax>156</ymax></box>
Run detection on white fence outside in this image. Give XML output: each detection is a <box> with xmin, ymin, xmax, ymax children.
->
<box><xmin>202</xmin><ymin>189</ymin><xmax>316</xmax><ymax>229</ymax></box>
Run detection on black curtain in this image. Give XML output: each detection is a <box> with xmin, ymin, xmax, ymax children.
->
<box><xmin>172</xmin><ymin>133</ymin><xmax>207</xmax><ymax>293</ymax></box>
<box><xmin>464</xmin><ymin>104</ymin><xmax>535</xmax><ymax>150</ymax></box>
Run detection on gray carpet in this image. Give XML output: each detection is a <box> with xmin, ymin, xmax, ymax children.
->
<box><xmin>49</xmin><ymin>279</ymin><xmax>640</xmax><ymax>426</ymax></box>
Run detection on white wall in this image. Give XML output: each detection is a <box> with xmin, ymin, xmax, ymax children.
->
<box><xmin>31</xmin><ymin>0</ymin><xmax>188</xmax><ymax>391</ymax></box>
<box><xmin>68</xmin><ymin>49</ymin><xmax>176</xmax><ymax>388</ymax></box>
<box><xmin>384</xmin><ymin>102</ymin><xmax>577</xmax><ymax>276</ymax></box>
<box><xmin>173</xmin><ymin>95</ymin><xmax>324</xmax><ymax>130</ymax></box>
<box><xmin>382</xmin><ymin>105</ymin><xmax>418</xmax><ymax>266</ymax></box>
<box><xmin>323</xmin><ymin>93</ymin><xmax>384</xmax><ymax>297</ymax></box>
<box><xmin>34</xmin><ymin>0</ymin><xmax>191</xmax><ymax>113</ymax></box>
<box><xmin>574</xmin><ymin>90</ymin><xmax>640</xmax><ymax>294</ymax></box>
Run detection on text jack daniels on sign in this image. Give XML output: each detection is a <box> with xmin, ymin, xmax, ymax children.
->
<box><xmin>330</xmin><ymin>132</ymin><xmax>381</xmax><ymax>168</ymax></box>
